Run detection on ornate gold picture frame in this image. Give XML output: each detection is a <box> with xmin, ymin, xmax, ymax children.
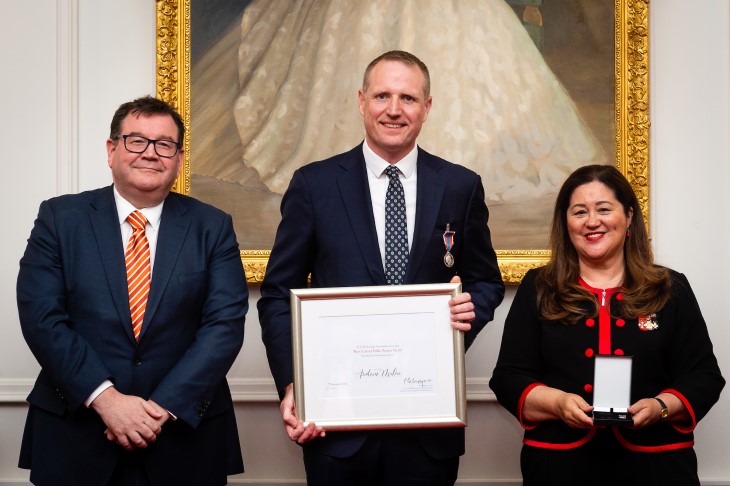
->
<box><xmin>155</xmin><ymin>0</ymin><xmax>649</xmax><ymax>285</ymax></box>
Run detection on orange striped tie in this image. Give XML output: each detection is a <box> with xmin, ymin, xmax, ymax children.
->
<box><xmin>126</xmin><ymin>211</ymin><xmax>151</xmax><ymax>341</ymax></box>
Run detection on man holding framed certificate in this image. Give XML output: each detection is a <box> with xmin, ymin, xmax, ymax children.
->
<box><xmin>258</xmin><ymin>50</ymin><xmax>505</xmax><ymax>485</ymax></box>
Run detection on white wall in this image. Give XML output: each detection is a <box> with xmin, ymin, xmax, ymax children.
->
<box><xmin>650</xmin><ymin>2</ymin><xmax>730</xmax><ymax>481</ymax></box>
<box><xmin>0</xmin><ymin>0</ymin><xmax>727</xmax><ymax>484</ymax></box>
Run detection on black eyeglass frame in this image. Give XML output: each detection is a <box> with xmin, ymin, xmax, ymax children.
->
<box><xmin>117</xmin><ymin>134</ymin><xmax>181</xmax><ymax>158</ymax></box>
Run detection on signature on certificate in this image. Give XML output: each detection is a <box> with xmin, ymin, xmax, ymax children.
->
<box><xmin>355</xmin><ymin>369</ymin><xmax>435</xmax><ymax>392</ymax></box>
<box><xmin>403</xmin><ymin>376</ymin><xmax>434</xmax><ymax>390</ymax></box>
<box><xmin>358</xmin><ymin>368</ymin><xmax>402</xmax><ymax>379</ymax></box>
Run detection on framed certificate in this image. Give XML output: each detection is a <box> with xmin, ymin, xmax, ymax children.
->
<box><xmin>291</xmin><ymin>283</ymin><xmax>466</xmax><ymax>430</ymax></box>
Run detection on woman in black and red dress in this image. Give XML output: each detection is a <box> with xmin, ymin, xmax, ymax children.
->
<box><xmin>490</xmin><ymin>164</ymin><xmax>724</xmax><ymax>485</ymax></box>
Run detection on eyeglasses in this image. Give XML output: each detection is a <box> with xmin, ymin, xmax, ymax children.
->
<box><xmin>118</xmin><ymin>135</ymin><xmax>181</xmax><ymax>158</ymax></box>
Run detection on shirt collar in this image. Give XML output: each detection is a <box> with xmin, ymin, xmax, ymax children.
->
<box><xmin>362</xmin><ymin>141</ymin><xmax>418</xmax><ymax>179</ymax></box>
<box><xmin>113</xmin><ymin>186</ymin><xmax>164</xmax><ymax>230</ymax></box>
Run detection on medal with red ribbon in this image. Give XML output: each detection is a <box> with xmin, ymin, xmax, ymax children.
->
<box><xmin>442</xmin><ymin>224</ymin><xmax>455</xmax><ymax>268</ymax></box>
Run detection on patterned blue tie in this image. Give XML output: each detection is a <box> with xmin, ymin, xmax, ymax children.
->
<box><xmin>384</xmin><ymin>165</ymin><xmax>409</xmax><ymax>285</ymax></box>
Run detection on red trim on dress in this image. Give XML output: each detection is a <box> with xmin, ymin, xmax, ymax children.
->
<box><xmin>523</xmin><ymin>428</ymin><xmax>597</xmax><ymax>450</ymax></box>
<box><xmin>578</xmin><ymin>279</ymin><xmax>619</xmax><ymax>355</ymax></box>
<box><xmin>598</xmin><ymin>290</ymin><xmax>612</xmax><ymax>354</ymax></box>
<box><xmin>612</xmin><ymin>427</ymin><xmax>694</xmax><ymax>452</ymax></box>
<box><xmin>518</xmin><ymin>383</ymin><xmax>545</xmax><ymax>430</ymax></box>
<box><xmin>663</xmin><ymin>388</ymin><xmax>697</xmax><ymax>433</ymax></box>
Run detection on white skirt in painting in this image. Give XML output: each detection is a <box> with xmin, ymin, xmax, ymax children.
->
<box><xmin>194</xmin><ymin>0</ymin><xmax>606</xmax><ymax>204</ymax></box>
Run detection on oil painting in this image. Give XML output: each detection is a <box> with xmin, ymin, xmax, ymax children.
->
<box><xmin>156</xmin><ymin>0</ymin><xmax>650</xmax><ymax>283</ymax></box>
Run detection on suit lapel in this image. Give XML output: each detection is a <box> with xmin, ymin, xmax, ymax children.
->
<box><xmin>140</xmin><ymin>193</ymin><xmax>190</xmax><ymax>340</ymax></box>
<box><xmin>406</xmin><ymin>150</ymin><xmax>446</xmax><ymax>283</ymax></box>
<box><xmin>88</xmin><ymin>186</ymin><xmax>137</xmax><ymax>343</ymax></box>
<box><xmin>335</xmin><ymin>147</ymin><xmax>386</xmax><ymax>284</ymax></box>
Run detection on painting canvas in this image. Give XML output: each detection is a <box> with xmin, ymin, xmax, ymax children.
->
<box><xmin>156</xmin><ymin>0</ymin><xmax>650</xmax><ymax>283</ymax></box>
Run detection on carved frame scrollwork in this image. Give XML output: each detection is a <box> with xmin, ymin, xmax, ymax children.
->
<box><xmin>155</xmin><ymin>0</ymin><xmax>650</xmax><ymax>285</ymax></box>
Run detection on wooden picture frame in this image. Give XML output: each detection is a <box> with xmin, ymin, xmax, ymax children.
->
<box><xmin>155</xmin><ymin>0</ymin><xmax>650</xmax><ymax>285</ymax></box>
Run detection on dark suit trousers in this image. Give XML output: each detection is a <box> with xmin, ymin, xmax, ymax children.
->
<box><xmin>302</xmin><ymin>430</ymin><xmax>459</xmax><ymax>486</ymax></box>
<box><xmin>108</xmin><ymin>452</ymin><xmax>152</xmax><ymax>486</ymax></box>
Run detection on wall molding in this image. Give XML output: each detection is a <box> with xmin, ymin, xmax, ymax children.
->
<box><xmin>56</xmin><ymin>0</ymin><xmax>78</xmax><ymax>196</ymax></box>
<box><xmin>0</xmin><ymin>377</ymin><xmax>497</xmax><ymax>404</ymax></box>
<box><xmin>0</xmin><ymin>482</ymin><xmax>523</xmax><ymax>486</ymax></box>
<box><xmin>0</xmin><ymin>477</ymin><xmax>726</xmax><ymax>485</ymax></box>
<box><xmin>225</xmin><ymin>481</ymin><xmax>522</xmax><ymax>486</ymax></box>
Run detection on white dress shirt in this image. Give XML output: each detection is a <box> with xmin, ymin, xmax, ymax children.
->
<box><xmin>362</xmin><ymin>141</ymin><xmax>418</xmax><ymax>268</ymax></box>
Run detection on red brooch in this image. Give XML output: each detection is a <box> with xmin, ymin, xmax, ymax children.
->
<box><xmin>638</xmin><ymin>313</ymin><xmax>658</xmax><ymax>331</ymax></box>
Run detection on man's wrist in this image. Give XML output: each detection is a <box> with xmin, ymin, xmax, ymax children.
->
<box><xmin>85</xmin><ymin>380</ymin><xmax>114</xmax><ymax>408</ymax></box>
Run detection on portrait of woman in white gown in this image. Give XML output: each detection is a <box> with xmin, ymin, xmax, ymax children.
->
<box><xmin>189</xmin><ymin>0</ymin><xmax>614</xmax><ymax>249</ymax></box>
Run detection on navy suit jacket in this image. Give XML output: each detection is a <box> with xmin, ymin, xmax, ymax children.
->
<box><xmin>17</xmin><ymin>187</ymin><xmax>248</xmax><ymax>486</ymax></box>
<box><xmin>258</xmin><ymin>144</ymin><xmax>505</xmax><ymax>459</ymax></box>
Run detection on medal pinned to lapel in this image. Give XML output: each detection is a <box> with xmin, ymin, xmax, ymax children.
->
<box><xmin>442</xmin><ymin>223</ymin><xmax>455</xmax><ymax>268</ymax></box>
<box><xmin>638</xmin><ymin>313</ymin><xmax>658</xmax><ymax>331</ymax></box>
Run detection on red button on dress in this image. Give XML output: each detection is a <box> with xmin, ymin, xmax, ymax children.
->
<box><xmin>584</xmin><ymin>384</ymin><xmax>593</xmax><ymax>393</ymax></box>
<box><xmin>586</xmin><ymin>318</ymin><xmax>595</xmax><ymax>328</ymax></box>
<box><xmin>616</xmin><ymin>319</ymin><xmax>625</xmax><ymax>327</ymax></box>
<box><xmin>585</xmin><ymin>348</ymin><xmax>595</xmax><ymax>358</ymax></box>
<box><xmin>614</xmin><ymin>349</ymin><xmax>625</xmax><ymax>356</ymax></box>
